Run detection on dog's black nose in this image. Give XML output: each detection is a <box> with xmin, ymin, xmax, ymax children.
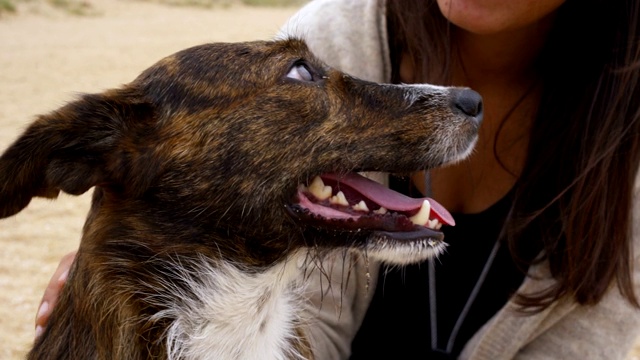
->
<box><xmin>452</xmin><ymin>88</ymin><xmax>483</xmax><ymax>118</ymax></box>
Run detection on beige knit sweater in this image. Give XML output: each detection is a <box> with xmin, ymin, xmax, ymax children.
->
<box><xmin>280</xmin><ymin>1</ymin><xmax>640</xmax><ymax>359</ymax></box>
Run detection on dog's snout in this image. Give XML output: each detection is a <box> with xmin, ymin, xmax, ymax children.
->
<box><xmin>452</xmin><ymin>88</ymin><xmax>483</xmax><ymax>118</ymax></box>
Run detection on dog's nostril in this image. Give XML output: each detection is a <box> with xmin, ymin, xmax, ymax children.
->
<box><xmin>453</xmin><ymin>88</ymin><xmax>483</xmax><ymax>118</ymax></box>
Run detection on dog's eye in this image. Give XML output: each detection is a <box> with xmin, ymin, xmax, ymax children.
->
<box><xmin>286</xmin><ymin>62</ymin><xmax>315</xmax><ymax>82</ymax></box>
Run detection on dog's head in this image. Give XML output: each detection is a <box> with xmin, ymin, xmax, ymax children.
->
<box><xmin>0</xmin><ymin>38</ymin><xmax>481</xmax><ymax>267</ymax></box>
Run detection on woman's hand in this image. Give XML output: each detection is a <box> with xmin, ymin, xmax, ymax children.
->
<box><xmin>35</xmin><ymin>251</ymin><xmax>76</xmax><ymax>338</ymax></box>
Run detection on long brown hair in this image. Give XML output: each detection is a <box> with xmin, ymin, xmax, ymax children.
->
<box><xmin>387</xmin><ymin>0</ymin><xmax>640</xmax><ymax>310</ymax></box>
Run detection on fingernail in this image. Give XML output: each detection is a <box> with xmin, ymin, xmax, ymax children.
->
<box><xmin>36</xmin><ymin>301</ymin><xmax>49</xmax><ymax>320</ymax></box>
<box><xmin>35</xmin><ymin>325</ymin><xmax>44</xmax><ymax>338</ymax></box>
<box><xmin>58</xmin><ymin>270</ymin><xmax>69</xmax><ymax>284</ymax></box>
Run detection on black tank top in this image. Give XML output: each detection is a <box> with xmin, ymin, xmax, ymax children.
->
<box><xmin>350</xmin><ymin>176</ymin><xmax>528</xmax><ymax>359</ymax></box>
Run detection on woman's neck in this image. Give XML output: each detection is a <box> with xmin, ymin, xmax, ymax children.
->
<box><xmin>412</xmin><ymin>16</ymin><xmax>555</xmax><ymax>214</ymax></box>
<box><xmin>451</xmin><ymin>11</ymin><xmax>555</xmax><ymax>88</ymax></box>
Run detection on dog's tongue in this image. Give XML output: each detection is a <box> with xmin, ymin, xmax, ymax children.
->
<box><xmin>321</xmin><ymin>173</ymin><xmax>455</xmax><ymax>226</ymax></box>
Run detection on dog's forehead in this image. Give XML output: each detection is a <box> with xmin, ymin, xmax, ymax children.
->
<box><xmin>181</xmin><ymin>39</ymin><xmax>311</xmax><ymax>66</ymax></box>
<box><xmin>131</xmin><ymin>38</ymin><xmax>321</xmax><ymax>112</ymax></box>
<box><xmin>139</xmin><ymin>38</ymin><xmax>315</xmax><ymax>81</ymax></box>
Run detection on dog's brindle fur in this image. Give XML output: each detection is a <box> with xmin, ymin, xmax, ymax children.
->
<box><xmin>0</xmin><ymin>38</ymin><xmax>481</xmax><ymax>359</ymax></box>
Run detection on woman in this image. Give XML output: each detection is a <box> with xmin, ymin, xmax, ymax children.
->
<box><xmin>37</xmin><ymin>0</ymin><xmax>640</xmax><ymax>358</ymax></box>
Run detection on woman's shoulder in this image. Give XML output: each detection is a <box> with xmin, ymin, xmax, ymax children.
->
<box><xmin>279</xmin><ymin>0</ymin><xmax>391</xmax><ymax>82</ymax></box>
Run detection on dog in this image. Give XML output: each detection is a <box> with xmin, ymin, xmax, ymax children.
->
<box><xmin>0</xmin><ymin>38</ymin><xmax>482</xmax><ymax>359</ymax></box>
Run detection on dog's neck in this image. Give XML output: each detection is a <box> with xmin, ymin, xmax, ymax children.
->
<box><xmin>161</xmin><ymin>250</ymin><xmax>310</xmax><ymax>360</ymax></box>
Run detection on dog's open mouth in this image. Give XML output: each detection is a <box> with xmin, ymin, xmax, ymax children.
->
<box><xmin>286</xmin><ymin>173</ymin><xmax>454</xmax><ymax>242</ymax></box>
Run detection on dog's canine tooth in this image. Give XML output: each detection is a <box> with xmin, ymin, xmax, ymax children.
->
<box><xmin>308</xmin><ymin>176</ymin><xmax>332</xmax><ymax>200</ymax></box>
<box><xmin>409</xmin><ymin>199</ymin><xmax>431</xmax><ymax>226</ymax></box>
<box><xmin>352</xmin><ymin>200</ymin><xmax>369</xmax><ymax>212</ymax></box>
<box><xmin>329</xmin><ymin>191</ymin><xmax>348</xmax><ymax>206</ymax></box>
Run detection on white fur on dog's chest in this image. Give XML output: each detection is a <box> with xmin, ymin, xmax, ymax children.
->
<box><xmin>163</xmin><ymin>252</ymin><xmax>308</xmax><ymax>360</ymax></box>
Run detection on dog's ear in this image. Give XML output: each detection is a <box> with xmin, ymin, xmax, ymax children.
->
<box><xmin>0</xmin><ymin>87</ymin><xmax>158</xmax><ymax>218</ymax></box>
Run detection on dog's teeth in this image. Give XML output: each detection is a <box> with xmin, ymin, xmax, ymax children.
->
<box><xmin>428</xmin><ymin>219</ymin><xmax>443</xmax><ymax>229</ymax></box>
<box><xmin>353</xmin><ymin>200</ymin><xmax>369</xmax><ymax>212</ymax></box>
<box><xmin>409</xmin><ymin>200</ymin><xmax>431</xmax><ymax>226</ymax></box>
<box><xmin>330</xmin><ymin>191</ymin><xmax>349</xmax><ymax>206</ymax></box>
<box><xmin>373</xmin><ymin>206</ymin><xmax>388</xmax><ymax>214</ymax></box>
<box><xmin>308</xmin><ymin>176</ymin><xmax>332</xmax><ymax>200</ymax></box>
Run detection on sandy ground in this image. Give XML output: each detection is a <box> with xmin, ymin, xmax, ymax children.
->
<box><xmin>1</xmin><ymin>1</ymin><xmax>639</xmax><ymax>359</ymax></box>
<box><xmin>0</xmin><ymin>1</ymin><xmax>297</xmax><ymax>357</ymax></box>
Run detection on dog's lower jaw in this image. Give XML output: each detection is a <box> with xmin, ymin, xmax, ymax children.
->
<box><xmin>161</xmin><ymin>251</ymin><xmax>312</xmax><ymax>360</ymax></box>
<box><xmin>364</xmin><ymin>233</ymin><xmax>447</xmax><ymax>265</ymax></box>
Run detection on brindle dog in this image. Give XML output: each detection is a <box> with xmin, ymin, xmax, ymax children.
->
<box><xmin>0</xmin><ymin>38</ymin><xmax>482</xmax><ymax>359</ymax></box>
